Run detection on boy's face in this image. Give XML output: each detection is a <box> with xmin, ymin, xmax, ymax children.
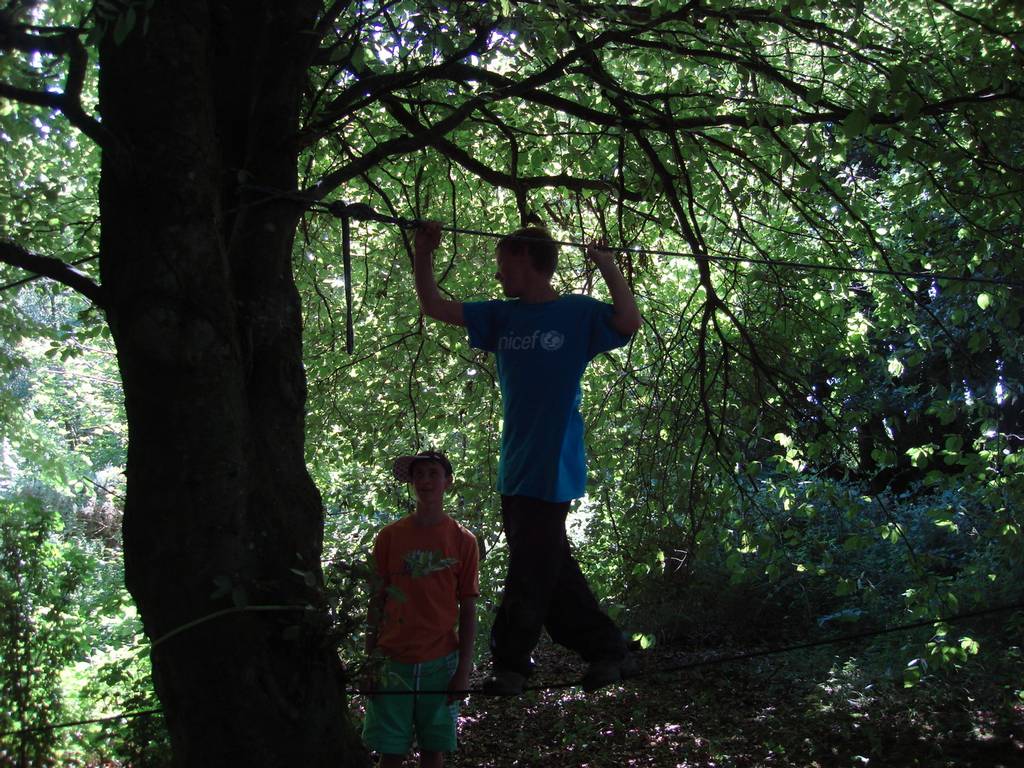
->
<box><xmin>410</xmin><ymin>460</ymin><xmax>453</xmax><ymax>504</ymax></box>
<box><xmin>495</xmin><ymin>246</ymin><xmax>530</xmax><ymax>297</ymax></box>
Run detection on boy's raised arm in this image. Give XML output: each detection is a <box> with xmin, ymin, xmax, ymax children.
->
<box><xmin>587</xmin><ymin>241</ymin><xmax>642</xmax><ymax>336</ymax></box>
<box><xmin>414</xmin><ymin>221</ymin><xmax>465</xmax><ymax>327</ymax></box>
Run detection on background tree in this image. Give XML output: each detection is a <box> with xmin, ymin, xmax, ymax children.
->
<box><xmin>1</xmin><ymin>1</ymin><xmax>1021</xmax><ymax>766</ymax></box>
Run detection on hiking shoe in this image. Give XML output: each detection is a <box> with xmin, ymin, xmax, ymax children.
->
<box><xmin>481</xmin><ymin>668</ymin><xmax>527</xmax><ymax>696</ymax></box>
<box><xmin>581</xmin><ymin>656</ymin><xmax>638</xmax><ymax>693</ymax></box>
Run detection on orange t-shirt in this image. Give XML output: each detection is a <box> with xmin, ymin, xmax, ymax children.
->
<box><xmin>373</xmin><ymin>514</ymin><xmax>480</xmax><ymax>664</ymax></box>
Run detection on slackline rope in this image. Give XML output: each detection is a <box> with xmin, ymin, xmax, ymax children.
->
<box><xmin>3</xmin><ymin>196</ymin><xmax>1021</xmax><ymax>295</ymax></box>
<box><xmin>320</xmin><ymin>198</ymin><xmax>1024</xmax><ymax>289</ymax></box>
<box><xmin>319</xmin><ymin>195</ymin><xmax>1022</xmax><ymax>353</ymax></box>
<box><xmin>4</xmin><ymin>599</ymin><xmax>1021</xmax><ymax>739</ymax></box>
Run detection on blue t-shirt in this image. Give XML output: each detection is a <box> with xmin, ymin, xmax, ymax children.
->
<box><xmin>463</xmin><ymin>294</ymin><xmax>631</xmax><ymax>502</ymax></box>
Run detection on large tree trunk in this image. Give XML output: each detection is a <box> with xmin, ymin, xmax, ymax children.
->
<box><xmin>96</xmin><ymin>3</ymin><xmax>367</xmax><ymax>765</ymax></box>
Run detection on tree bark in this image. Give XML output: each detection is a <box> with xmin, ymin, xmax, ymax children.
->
<box><xmin>96</xmin><ymin>3</ymin><xmax>367</xmax><ymax>765</ymax></box>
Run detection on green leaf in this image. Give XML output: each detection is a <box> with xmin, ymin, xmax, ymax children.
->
<box><xmin>842</xmin><ymin>109</ymin><xmax>870</xmax><ymax>137</ymax></box>
<box><xmin>350</xmin><ymin>45</ymin><xmax>366</xmax><ymax>70</ymax></box>
<box><xmin>902</xmin><ymin>93</ymin><xmax>925</xmax><ymax>119</ymax></box>
<box><xmin>889</xmin><ymin>66</ymin><xmax>908</xmax><ymax>91</ymax></box>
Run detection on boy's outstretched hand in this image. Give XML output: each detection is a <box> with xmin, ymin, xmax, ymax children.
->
<box><xmin>586</xmin><ymin>239</ymin><xmax>616</xmax><ymax>268</ymax></box>
<box><xmin>415</xmin><ymin>220</ymin><xmax>442</xmax><ymax>258</ymax></box>
<box><xmin>586</xmin><ymin>237</ymin><xmax>643</xmax><ymax>335</ymax></box>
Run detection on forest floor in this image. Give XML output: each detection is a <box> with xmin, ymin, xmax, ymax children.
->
<box><xmin>428</xmin><ymin>633</ymin><xmax>1024</xmax><ymax>768</ymax></box>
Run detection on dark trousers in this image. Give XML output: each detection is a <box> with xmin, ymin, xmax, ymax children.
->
<box><xmin>490</xmin><ymin>495</ymin><xmax>627</xmax><ymax>676</ymax></box>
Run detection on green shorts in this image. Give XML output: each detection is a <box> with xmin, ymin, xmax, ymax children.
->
<box><xmin>363</xmin><ymin>652</ymin><xmax>460</xmax><ymax>755</ymax></box>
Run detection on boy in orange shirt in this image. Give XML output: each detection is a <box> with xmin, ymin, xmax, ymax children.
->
<box><xmin>363</xmin><ymin>450</ymin><xmax>479</xmax><ymax>768</ymax></box>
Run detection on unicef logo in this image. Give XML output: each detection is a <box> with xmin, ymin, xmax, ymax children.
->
<box><xmin>497</xmin><ymin>329</ymin><xmax>567</xmax><ymax>351</ymax></box>
<box><xmin>540</xmin><ymin>331</ymin><xmax>565</xmax><ymax>351</ymax></box>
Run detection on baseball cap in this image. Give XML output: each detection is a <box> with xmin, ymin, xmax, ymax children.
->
<box><xmin>392</xmin><ymin>450</ymin><xmax>454</xmax><ymax>482</ymax></box>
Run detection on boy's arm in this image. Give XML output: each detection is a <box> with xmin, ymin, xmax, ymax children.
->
<box><xmin>414</xmin><ymin>221</ymin><xmax>465</xmax><ymax>327</ymax></box>
<box><xmin>447</xmin><ymin>596</ymin><xmax>477</xmax><ymax>702</ymax></box>
<box><xmin>587</xmin><ymin>241</ymin><xmax>642</xmax><ymax>336</ymax></box>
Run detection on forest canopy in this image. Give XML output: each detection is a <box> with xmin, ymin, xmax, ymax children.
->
<box><xmin>1</xmin><ymin>0</ymin><xmax>1022</xmax><ymax>765</ymax></box>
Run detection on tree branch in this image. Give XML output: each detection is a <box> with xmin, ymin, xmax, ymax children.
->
<box><xmin>0</xmin><ymin>240</ymin><xmax>104</xmax><ymax>305</ymax></box>
<box><xmin>301</xmin><ymin>25</ymin><xmax>493</xmax><ymax>145</ymax></box>
<box><xmin>0</xmin><ymin>23</ymin><xmax>116</xmax><ymax>149</ymax></box>
<box><xmin>305</xmin><ymin>39</ymin><xmax>621</xmax><ymax>201</ymax></box>
<box><xmin>313</xmin><ymin>0</ymin><xmax>356</xmax><ymax>41</ymax></box>
<box><xmin>381</xmin><ymin>96</ymin><xmax>629</xmax><ymax>199</ymax></box>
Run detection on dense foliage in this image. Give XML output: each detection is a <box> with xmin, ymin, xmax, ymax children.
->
<box><xmin>1</xmin><ymin>0</ymin><xmax>1022</xmax><ymax>764</ymax></box>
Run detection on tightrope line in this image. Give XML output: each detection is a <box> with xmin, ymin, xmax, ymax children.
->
<box><xmin>352</xmin><ymin>598</ymin><xmax>1024</xmax><ymax>696</ymax></box>
<box><xmin>318</xmin><ymin>199</ymin><xmax>1024</xmax><ymax>289</ymax></box>
<box><xmin>4</xmin><ymin>599</ymin><xmax>1020</xmax><ymax>739</ymax></box>
<box><xmin>3</xmin><ymin>196</ymin><xmax>1021</xmax><ymax>294</ymax></box>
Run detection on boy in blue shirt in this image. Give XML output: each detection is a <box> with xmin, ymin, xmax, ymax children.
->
<box><xmin>412</xmin><ymin>219</ymin><xmax>641</xmax><ymax>694</ymax></box>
